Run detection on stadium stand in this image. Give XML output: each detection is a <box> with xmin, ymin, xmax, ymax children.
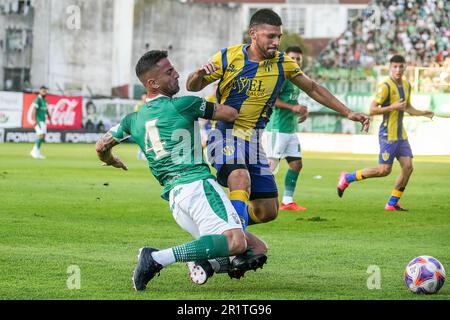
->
<box><xmin>317</xmin><ymin>0</ymin><xmax>449</xmax><ymax>69</ymax></box>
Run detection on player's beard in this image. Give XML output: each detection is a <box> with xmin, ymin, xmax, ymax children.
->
<box><xmin>258</xmin><ymin>42</ymin><xmax>277</xmax><ymax>60</ymax></box>
<box><xmin>162</xmin><ymin>82</ymin><xmax>180</xmax><ymax>97</ymax></box>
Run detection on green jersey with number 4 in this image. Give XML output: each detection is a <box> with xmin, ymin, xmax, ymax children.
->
<box><xmin>110</xmin><ymin>95</ymin><xmax>214</xmax><ymax>200</ymax></box>
<box><xmin>266</xmin><ymin>80</ymin><xmax>300</xmax><ymax>134</ymax></box>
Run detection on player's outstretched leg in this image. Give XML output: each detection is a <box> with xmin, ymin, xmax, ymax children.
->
<box><xmin>337</xmin><ymin>170</ymin><xmax>365</xmax><ymax>197</ymax></box>
<box><xmin>132</xmin><ymin>234</ymin><xmax>236</xmax><ymax>291</ymax></box>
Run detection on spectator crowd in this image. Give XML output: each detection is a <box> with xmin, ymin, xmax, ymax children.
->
<box><xmin>318</xmin><ymin>0</ymin><xmax>449</xmax><ymax>68</ymax></box>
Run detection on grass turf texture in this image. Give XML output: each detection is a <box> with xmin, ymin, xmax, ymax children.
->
<box><xmin>0</xmin><ymin>143</ymin><xmax>449</xmax><ymax>300</ymax></box>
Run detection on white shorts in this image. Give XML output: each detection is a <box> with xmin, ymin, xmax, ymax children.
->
<box><xmin>35</xmin><ymin>122</ymin><xmax>47</xmax><ymax>135</ymax></box>
<box><xmin>169</xmin><ymin>179</ymin><xmax>242</xmax><ymax>239</ymax></box>
<box><xmin>265</xmin><ymin>131</ymin><xmax>302</xmax><ymax>160</ymax></box>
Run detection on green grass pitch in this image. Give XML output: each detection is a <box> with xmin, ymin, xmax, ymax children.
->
<box><xmin>0</xmin><ymin>143</ymin><xmax>449</xmax><ymax>300</ymax></box>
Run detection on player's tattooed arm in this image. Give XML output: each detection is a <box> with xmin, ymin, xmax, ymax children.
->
<box><xmin>95</xmin><ymin>133</ymin><xmax>128</xmax><ymax>171</ymax></box>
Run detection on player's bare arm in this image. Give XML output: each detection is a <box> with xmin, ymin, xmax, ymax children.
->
<box><xmin>46</xmin><ymin>109</ymin><xmax>52</xmax><ymax>123</ymax></box>
<box><xmin>406</xmin><ymin>103</ymin><xmax>434</xmax><ymax>119</ymax></box>
<box><xmin>275</xmin><ymin>99</ymin><xmax>309</xmax><ymax>123</ymax></box>
<box><xmin>186</xmin><ymin>61</ymin><xmax>220</xmax><ymax>92</ymax></box>
<box><xmin>291</xmin><ymin>73</ymin><xmax>370</xmax><ymax>132</ymax></box>
<box><xmin>95</xmin><ymin>133</ymin><xmax>128</xmax><ymax>171</ymax></box>
<box><xmin>369</xmin><ymin>99</ymin><xmax>406</xmax><ymax>115</ymax></box>
<box><xmin>211</xmin><ymin>104</ymin><xmax>239</xmax><ymax>122</ymax></box>
<box><xmin>275</xmin><ymin>98</ymin><xmax>307</xmax><ymax>114</ymax></box>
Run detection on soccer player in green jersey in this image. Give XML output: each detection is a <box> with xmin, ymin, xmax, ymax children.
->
<box><xmin>187</xmin><ymin>9</ymin><xmax>370</xmax><ymax>230</ymax></box>
<box><xmin>30</xmin><ymin>86</ymin><xmax>51</xmax><ymax>159</ymax></box>
<box><xmin>337</xmin><ymin>55</ymin><xmax>434</xmax><ymax>211</ymax></box>
<box><xmin>96</xmin><ymin>51</ymin><xmax>268</xmax><ymax>291</ymax></box>
<box><xmin>265</xmin><ymin>46</ymin><xmax>308</xmax><ymax>211</ymax></box>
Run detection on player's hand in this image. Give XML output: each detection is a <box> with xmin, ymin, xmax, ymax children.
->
<box><xmin>293</xmin><ymin>105</ymin><xmax>309</xmax><ymax>123</ymax></box>
<box><xmin>392</xmin><ymin>99</ymin><xmax>407</xmax><ymax>111</ymax></box>
<box><xmin>200</xmin><ymin>60</ymin><xmax>220</xmax><ymax>76</ymax></box>
<box><xmin>292</xmin><ymin>104</ymin><xmax>308</xmax><ymax>116</ymax></box>
<box><xmin>102</xmin><ymin>156</ymin><xmax>128</xmax><ymax>171</ymax></box>
<box><xmin>348</xmin><ymin>112</ymin><xmax>370</xmax><ymax>133</ymax></box>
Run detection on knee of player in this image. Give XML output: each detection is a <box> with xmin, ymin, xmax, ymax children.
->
<box><xmin>404</xmin><ymin>164</ymin><xmax>414</xmax><ymax>174</ymax></box>
<box><xmin>227</xmin><ymin>169</ymin><xmax>251</xmax><ymax>190</ymax></box>
<box><xmin>257</xmin><ymin>208</ymin><xmax>278</xmax><ymax>223</ymax></box>
<box><xmin>378</xmin><ymin>167</ymin><xmax>392</xmax><ymax>177</ymax></box>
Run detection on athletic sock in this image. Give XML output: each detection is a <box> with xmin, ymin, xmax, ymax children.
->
<box><xmin>35</xmin><ymin>138</ymin><xmax>43</xmax><ymax>150</ymax></box>
<box><xmin>283</xmin><ymin>169</ymin><xmax>299</xmax><ymax>204</ymax></box>
<box><xmin>346</xmin><ymin>170</ymin><xmax>364</xmax><ymax>183</ymax></box>
<box><xmin>230</xmin><ymin>190</ymin><xmax>249</xmax><ymax>229</ymax></box>
<box><xmin>171</xmin><ymin>235</ymin><xmax>230</xmax><ymax>264</ymax></box>
<box><xmin>151</xmin><ymin>249</ymin><xmax>176</xmax><ymax>267</ymax></box>
<box><xmin>387</xmin><ymin>188</ymin><xmax>405</xmax><ymax>206</ymax></box>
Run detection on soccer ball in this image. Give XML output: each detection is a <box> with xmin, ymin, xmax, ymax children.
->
<box><xmin>404</xmin><ymin>256</ymin><xmax>446</xmax><ymax>294</ymax></box>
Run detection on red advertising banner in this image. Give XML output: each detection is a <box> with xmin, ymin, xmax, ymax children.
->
<box><xmin>22</xmin><ymin>94</ymin><xmax>83</xmax><ymax>130</ymax></box>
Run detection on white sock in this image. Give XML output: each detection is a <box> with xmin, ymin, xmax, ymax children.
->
<box><xmin>282</xmin><ymin>196</ymin><xmax>294</xmax><ymax>204</ymax></box>
<box><xmin>151</xmin><ymin>249</ymin><xmax>176</xmax><ymax>267</ymax></box>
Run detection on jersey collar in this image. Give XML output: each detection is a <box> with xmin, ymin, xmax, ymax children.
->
<box><xmin>146</xmin><ymin>94</ymin><xmax>170</xmax><ymax>102</ymax></box>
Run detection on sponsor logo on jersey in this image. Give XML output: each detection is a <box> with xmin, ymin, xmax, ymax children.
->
<box><xmin>263</xmin><ymin>61</ymin><xmax>273</xmax><ymax>72</ymax></box>
<box><xmin>227</xmin><ymin>64</ymin><xmax>238</xmax><ymax>73</ymax></box>
<box><xmin>230</xmin><ymin>77</ymin><xmax>266</xmax><ymax>97</ymax></box>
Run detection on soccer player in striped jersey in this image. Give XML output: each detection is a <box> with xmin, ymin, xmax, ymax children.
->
<box><xmin>337</xmin><ymin>55</ymin><xmax>434</xmax><ymax>211</ymax></box>
<box><xmin>187</xmin><ymin>9</ymin><xmax>369</xmax><ymax>229</ymax></box>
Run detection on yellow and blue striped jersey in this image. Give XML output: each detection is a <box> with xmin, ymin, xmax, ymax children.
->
<box><xmin>374</xmin><ymin>77</ymin><xmax>411</xmax><ymax>141</ymax></box>
<box><xmin>204</xmin><ymin>44</ymin><xmax>303</xmax><ymax>141</ymax></box>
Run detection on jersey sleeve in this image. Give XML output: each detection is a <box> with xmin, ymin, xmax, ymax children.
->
<box><xmin>175</xmin><ymin>96</ymin><xmax>211</xmax><ymax>120</ymax></box>
<box><xmin>283</xmin><ymin>55</ymin><xmax>303</xmax><ymax>80</ymax></box>
<box><xmin>110</xmin><ymin>113</ymin><xmax>135</xmax><ymax>142</ymax></box>
<box><xmin>32</xmin><ymin>97</ymin><xmax>41</xmax><ymax>109</ymax></box>
<box><xmin>203</xmin><ymin>50</ymin><xmax>224</xmax><ymax>84</ymax></box>
<box><xmin>374</xmin><ymin>83</ymin><xmax>389</xmax><ymax>105</ymax></box>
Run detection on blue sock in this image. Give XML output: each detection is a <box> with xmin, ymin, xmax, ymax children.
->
<box><xmin>346</xmin><ymin>172</ymin><xmax>357</xmax><ymax>183</ymax></box>
<box><xmin>230</xmin><ymin>200</ymin><xmax>248</xmax><ymax>230</ymax></box>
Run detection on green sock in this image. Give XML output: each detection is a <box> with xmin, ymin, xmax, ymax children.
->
<box><xmin>172</xmin><ymin>235</ymin><xmax>229</xmax><ymax>262</ymax></box>
<box><xmin>284</xmin><ymin>169</ymin><xmax>299</xmax><ymax>198</ymax></box>
<box><xmin>36</xmin><ymin>138</ymin><xmax>43</xmax><ymax>149</ymax></box>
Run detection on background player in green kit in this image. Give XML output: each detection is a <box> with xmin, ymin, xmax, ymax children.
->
<box><xmin>265</xmin><ymin>46</ymin><xmax>308</xmax><ymax>211</ymax></box>
<box><xmin>96</xmin><ymin>51</ymin><xmax>268</xmax><ymax>291</ymax></box>
<box><xmin>30</xmin><ymin>86</ymin><xmax>51</xmax><ymax>159</ymax></box>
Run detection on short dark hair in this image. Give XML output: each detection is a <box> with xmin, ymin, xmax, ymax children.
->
<box><xmin>286</xmin><ymin>46</ymin><xmax>303</xmax><ymax>55</ymax></box>
<box><xmin>249</xmin><ymin>9</ymin><xmax>282</xmax><ymax>28</ymax></box>
<box><xmin>390</xmin><ymin>55</ymin><xmax>405</xmax><ymax>64</ymax></box>
<box><xmin>135</xmin><ymin>50</ymin><xmax>168</xmax><ymax>80</ymax></box>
